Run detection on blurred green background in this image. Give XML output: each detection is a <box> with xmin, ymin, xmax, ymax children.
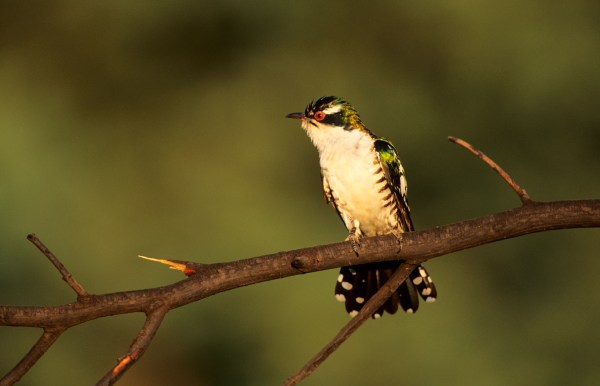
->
<box><xmin>1</xmin><ymin>1</ymin><xmax>599</xmax><ymax>385</ymax></box>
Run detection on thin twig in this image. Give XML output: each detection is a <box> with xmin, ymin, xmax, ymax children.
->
<box><xmin>448</xmin><ymin>136</ymin><xmax>532</xmax><ymax>204</ymax></box>
<box><xmin>284</xmin><ymin>263</ymin><xmax>418</xmax><ymax>386</ymax></box>
<box><xmin>27</xmin><ymin>234</ymin><xmax>88</xmax><ymax>297</ymax></box>
<box><xmin>95</xmin><ymin>305</ymin><xmax>169</xmax><ymax>386</ymax></box>
<box><xmin>0</xmin><ymin>328</ymin><xmax>65</xmax><ymax>386</ymax></box>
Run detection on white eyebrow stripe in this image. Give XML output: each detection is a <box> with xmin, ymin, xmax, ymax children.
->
<box><xmin>322</xmin><ymin>104</ymin><xmax>343</xmax><ymax>114</ymax></box>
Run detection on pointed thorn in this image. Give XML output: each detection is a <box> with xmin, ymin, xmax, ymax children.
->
<box><xmin>139</xmin><ymin>255</ymin><xmax>189</xmax><ymax>273</ymax></box>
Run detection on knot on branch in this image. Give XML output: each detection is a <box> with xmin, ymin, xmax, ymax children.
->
<box><xmin>291</xmin><ymin>256</ymin><xmax>312</xmax><ymax>271</ymax></box>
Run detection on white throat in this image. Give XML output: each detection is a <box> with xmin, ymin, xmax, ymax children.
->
<box><xmin>302</xmin><ymin>122</ymin><xmax>372</xmax><ymax>157</ymax></box>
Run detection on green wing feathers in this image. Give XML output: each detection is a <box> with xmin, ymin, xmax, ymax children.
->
<box><xmin>374</xmin><ymin>138</ymin><xmax>413</xmax><ymax>232</ymax></box>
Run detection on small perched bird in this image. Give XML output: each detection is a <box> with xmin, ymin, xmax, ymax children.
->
<box><xmin>286</xmin><ymin>96</ymin><xmax>437</xmax><ymax>318</ymax></box>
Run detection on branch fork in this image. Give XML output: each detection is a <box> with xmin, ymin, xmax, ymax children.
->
<box><xmin>1</xmin><ymin>138</ymin><xmax>598</xmax><ymax>386</ymax></box>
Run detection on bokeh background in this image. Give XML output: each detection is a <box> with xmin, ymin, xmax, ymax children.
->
<box><xmin>1</xmin><ymin>1</ymin><xmax>599</xmax><ymax>385</ymax></box>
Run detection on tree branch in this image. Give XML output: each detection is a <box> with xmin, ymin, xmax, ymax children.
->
<box><xmin>448</xmin><ymin>136</ymin><xmax>532</xmax><ymax>204</ymax></box>
<box><xmin>26</xmin><ymin>233</ymin><xmax>87</xmax><ymax>297</ymax></box>
<box><xmin>284</xmin><ymin>136</ymin><xmax>573</xmax><ymax>383</ymax></box>
<box><xmin>1</xmin><ymin>201</ymin><xmax>599</xmax><ymax>331</ymax></box>
<box><xmin>0</xmin><ymin>328</ymin><xmax>65</xmax><ymax>386</ymax></box>
<box><xmin>283</xmin><ymin>262</ymin><xmax>418</xmax><ymax>386</ymax></box>
<box><xmin>1</xmin><ymin>200</ymin><xmax>598</xmax><ymax>384</ymax></box>
<box><xmin>96</xmin><ymin>305</ymin><xmax>169</xmax><ymax>386</ymax></box>
<box><xmin>1</xmin><ymin>136</ymin><xmax>599</xmax><ymax>384</ymax></box>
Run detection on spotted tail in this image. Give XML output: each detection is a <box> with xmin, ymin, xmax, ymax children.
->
<box><xmin>334</xmin><ymin>262</ymin><xmax>437</xmax><ymax>318</ymax></box>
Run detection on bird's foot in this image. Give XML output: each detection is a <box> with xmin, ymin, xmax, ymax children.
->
<box><xmin>346</xmin><ymin>226</ymin><xmax>363</xmax><ymax>255</ymax></box>
<box><xmin>390</xmin><ymin>228</ymin><xmax>404</xmax><ymax>254</ymax></box>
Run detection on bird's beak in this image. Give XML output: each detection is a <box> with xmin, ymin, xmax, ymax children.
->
<box><xmin>286</xmin><ymin>112</ymin><xmax>305</xmax><ymax>120</ymax></box>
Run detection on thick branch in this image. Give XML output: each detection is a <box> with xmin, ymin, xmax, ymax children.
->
<box><xmin>1</xmin><ymin>200</ymin><xmax>598</xmax><ymax>331</ymax></box>
<box><xmin>3</xmin><ymin>132</ymin><xmax>597</xmax><ymax>385</ymax></box>
<box><xmin>0</xmin><ymin>199</ymin><xmax>598</xmax><ymax>385</ymax></box>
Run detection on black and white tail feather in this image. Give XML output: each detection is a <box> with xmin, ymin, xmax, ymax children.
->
<box><xmin>335</xmin><ymin>263</ymin><xmax>437</xmax><ymax>318</ymax></box>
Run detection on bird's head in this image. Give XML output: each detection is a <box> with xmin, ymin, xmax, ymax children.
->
<box><xmin>286</xmin><ymin>96</ymin><xmax>367</xmax><ymax>133</ymax></box>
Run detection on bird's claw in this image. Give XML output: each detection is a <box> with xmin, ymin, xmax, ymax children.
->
<box><xmin>346</xmin><ymin>227</ymin><xmax>363</xmax><ymax>255</ymax></box>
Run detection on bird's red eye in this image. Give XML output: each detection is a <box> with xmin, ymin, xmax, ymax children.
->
<box><xmin>314</xmin><ymin>111</ymin><xmax>326</xmax><ymax>121</ymax></box>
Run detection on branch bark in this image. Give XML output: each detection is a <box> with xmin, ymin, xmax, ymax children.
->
<box><xmin>284</xmin><ymin>262</ymin><xmax>418</xmax><ymax>386</ymax></box>
<box><xmin>0</xmin><ymin>200</ymin><xmax>598</xmax><ymax>384</ymax></box>
<box><xmin>448</xmin><ymin>136</ymin><xmax>532</xmax><ymax>203</ymax></box>
<box><xmin>0</xmin><ymin>201</ymin><xmax>598</xmax><ymax>332</ymax></box>
<box><xmin>96</xmin><ymin>305</ymin><xmax>169</xmax><ymax>386</ymax></box>
<box><xmin>26</xmin><ymin>234</ymin><xmax>87</xmax><ymax>297</ymax></box>
<box><xmin>2</xmin><ymin>136</ymin><xmax>599</xmax><ymax>385</ymax></box>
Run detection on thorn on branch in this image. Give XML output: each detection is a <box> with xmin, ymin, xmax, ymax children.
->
<box><xmin>448</xmin><ymin>136</ymin><xmax>532</xmax><ymax>205</ymax></box>
<box><xmin>26</xmin><ymin>234</ymin><xmax>88</xmax><ymax>297</ymax></box>
<box><xmin>139</xmin><ymin>255</ymin><xmax>201</xmax><ymax>276</ymax></box>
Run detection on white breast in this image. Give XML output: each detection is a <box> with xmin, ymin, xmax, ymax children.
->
<box><xmin>306</xmin><ymin>126</ymin><xmax>398</xmax><ymax>236</ymax></box>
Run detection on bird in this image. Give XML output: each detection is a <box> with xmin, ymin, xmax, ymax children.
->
<box><xmin>286</xmin><ymin>96</ymin><xmax>437</xmax><ymax>318</ymax></box>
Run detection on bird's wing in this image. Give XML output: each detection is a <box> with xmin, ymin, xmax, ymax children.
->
<box><xmin>374</xmin><ymin>138</ymin><xmax>414</xmax><ymax>232</ymax></box>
